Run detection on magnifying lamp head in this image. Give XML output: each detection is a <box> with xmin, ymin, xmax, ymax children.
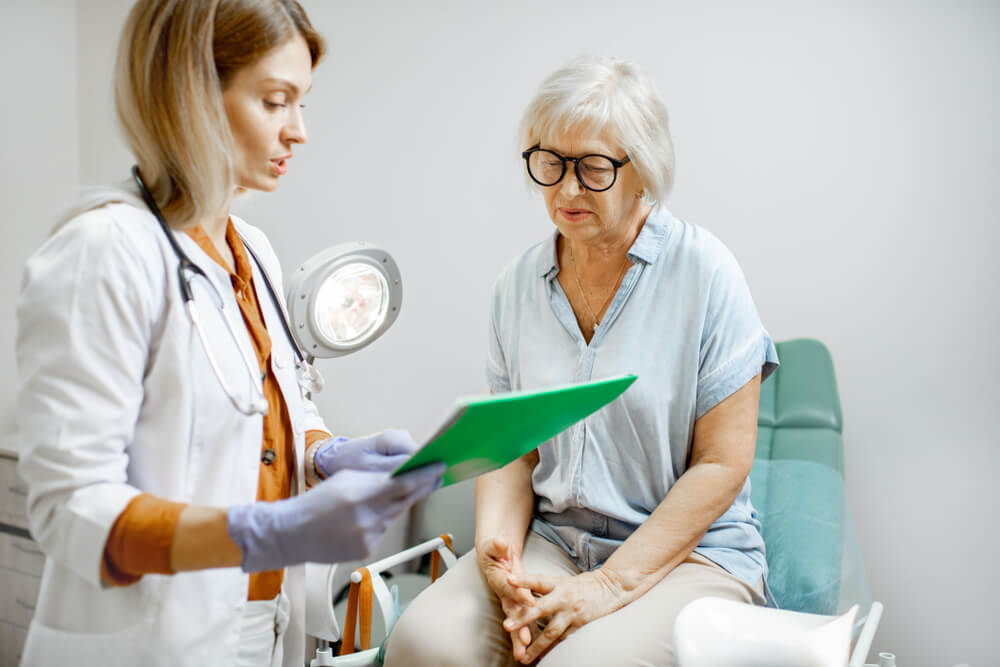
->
<box><xmin>285</xmin><ymin>242</ymin><xmax>402</xmax><ymax>359</ymax></box>
<box><xmin>313</xmin><ymin>262</ymin><xmax>390</xmax><ymax>347</ymax></box>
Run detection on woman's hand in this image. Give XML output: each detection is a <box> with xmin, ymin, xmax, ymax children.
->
<box><xmin>503</xmin><ymin>569</ymin><xmax>627</xmax><ymax>664</ymax></box>
<box><xmin>477</xmin><ymin>537</ymin><xmax>537</xmax><ymax>661</ymax></box>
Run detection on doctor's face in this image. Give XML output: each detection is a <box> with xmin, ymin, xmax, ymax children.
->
<box><xmin>222</xmin><ymin>36</ymin><xmax>313</xmax><ymax>192</ymax></box>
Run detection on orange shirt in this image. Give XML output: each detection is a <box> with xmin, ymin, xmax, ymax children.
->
<box><xmin>102</xmin><ymin>220</ymin><xmax>330</xmax><ymax>600</ymax></box>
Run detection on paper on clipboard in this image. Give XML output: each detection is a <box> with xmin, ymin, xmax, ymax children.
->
<box><xmin>392</xmin><ymin>374</ymin><xmax>637</xmax><ymax>487</ymax></box>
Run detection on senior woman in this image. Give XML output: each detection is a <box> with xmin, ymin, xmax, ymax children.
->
<box><xmin>384</xmin><ymin>55</ymin><xmax>778</xmax><ymax>667</ymax></box>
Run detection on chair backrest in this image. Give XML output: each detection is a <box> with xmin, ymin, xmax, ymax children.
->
<box><xmin>750</xmin><ymin>338</ymin><xmax>847</xmax><ymax>614</ymax></box>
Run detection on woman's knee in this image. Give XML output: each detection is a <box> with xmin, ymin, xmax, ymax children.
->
<box><xmin>383</xmin><ymin>578</ymin><xmax>471</xmax><ymax>665</ymax></box>
<box><xmin>383</xmin><ymin>553</ymin><xmax>510</xmax><ymax>667</ymax></box>
<box><xmin>382</xmin><ymin>604</ymin><xmax>450</xmax><ymax>666</ymax></box>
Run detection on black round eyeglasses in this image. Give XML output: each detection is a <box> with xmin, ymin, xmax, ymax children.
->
<box><xmin>521</xmin><ymin>145</ymin><xmax>631</xmax><ymax>193</ymax></box>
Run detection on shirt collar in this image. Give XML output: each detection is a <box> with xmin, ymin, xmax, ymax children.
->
<box><xmin>183</xmin><ymin>218</ymin><xmax>255</xmax><ymax>285</ymax></box>
<box><xmin>627</xmin><ymin>205</ymin><xmax>670</xmax><ymax>265</ymax></box>
<box><xmin>537</xmin><ymin>205</ymin><xmax>672</xmax><ymax>279</ymax></box>
<box><xmin>539</xmin><ymin>230</ymin><xmax>560</xmax><ymax>279</ymax></box>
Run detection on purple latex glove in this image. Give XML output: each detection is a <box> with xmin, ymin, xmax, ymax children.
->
<box><xmin>314</xmin><ymin>429</ymin><xmax>418</xmax><ymax>476</ymax></box>
<box><xmin>227</xmin><ymin>463</ymin><xmax>445</xmax><ymax>572</ymax></box>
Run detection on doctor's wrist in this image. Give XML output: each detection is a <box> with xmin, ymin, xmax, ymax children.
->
<box><xmin>303</xmin><ymin>431</ymin><xmax>338</xmax><ymax>487</ymax></box>
<box><xmin>311</xmin><ymin>436</ymin><xmax>349</xmax><ymax>480</ymax></box>
<box><xmin>307</xmin><ymin>441</ymin><xmax>326</xmax><ymax>485</ymax></box>
<box><xmin>227</xmin><ymin>501</ymin><xmax>288</xmax><ymax>573</ymax></box>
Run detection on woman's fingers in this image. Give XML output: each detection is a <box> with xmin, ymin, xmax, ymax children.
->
<box><xmin>497</xmin><ymin>587</ymin><xmax>535</xmax><ymax>638</ymax></box>
<box><xmin>499</xmin><ymin>587</ymin><xmax>536</xmax><ymax>658</ymax></box>
<box><xmin>513</xmin><ymin>584</ymin><xmax>535</xmax><ymax>606</ymax></box>
<box><xmin>503</xmin><ymin>591</ymin><xmax>553</xmax><ymax>631</ymax></box>
<box><xmin>488</xmin><ymin>565</ymin><xmax>530</xmax><ymax>604</ymax></box>
<box><xmin>500</xmin><ymin>595</ymin><xmax>533</xmax><ymax>660</ymax></box>
<box><xmin>520</xmin><ymin>612</ymin><xmax>572</xmax><ymax>664</ymax></box>
<box><xmin>510</xmin><ymin>629</ymin><xmax>528</xmax><ymax>661</ymax></box>
<box><xmin>508</xmin><ymin>571</ymin><xmax>555</xmax><ymax>595</ymax></box>
<box><xmin>485</xmin><ymin>546</ymin><xmax>544</xmax><ymax>656</ymax></box>
<box><xmin>504</xmin><ymin>572</ymin><xmax>619</xmax><ymax>662</ymax></box>
<box><xmin>506</xmin><ymin>549</ymin><xmax>536</xmax><ymax>604</ymax></box>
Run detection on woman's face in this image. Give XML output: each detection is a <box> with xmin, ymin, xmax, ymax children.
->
<box><xmin>537</xmin><ymin>127</ymin><xmax>645</xmax><ymax>245</ymax></box>
<box><xmin>222</xmin><ymin>36</ymin><xmax>313</xmax><ymax>192</ymax></box>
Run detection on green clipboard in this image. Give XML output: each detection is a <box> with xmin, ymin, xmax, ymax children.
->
<box><xmin>393</xmin><ymin>374</ymin><xmax>637</xmax><ymax>487</ymax></box>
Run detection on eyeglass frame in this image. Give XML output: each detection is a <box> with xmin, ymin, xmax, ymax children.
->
<box><xmin>521</xmin><ymin>145</ymin><xmax>631</xmax><ymax>193</ymax></box>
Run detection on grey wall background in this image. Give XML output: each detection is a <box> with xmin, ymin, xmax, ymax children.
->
<box><xmin>2</xmin><ymin>1</ymin><xmax>997</xmax><ymax>665</ymax></box>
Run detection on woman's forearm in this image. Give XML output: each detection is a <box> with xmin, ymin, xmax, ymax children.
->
<box><xmin>598</xmin><ymin>460</ymin><xmax>747</xmax><ymax>603</ymax></box>
<box><xmin>170</xmin><ymin>505</ymin><xmax>243</xmax><ymax>571</ymax></box>
<box><xmin>475</xmin><ymin>450</ymin><xmax>538</xmax><ymax>555</ymax></box>
<box><xmin>600</xmin><ymin>374</ymin><xmax>761</xmax><ymax>603</ymax></box>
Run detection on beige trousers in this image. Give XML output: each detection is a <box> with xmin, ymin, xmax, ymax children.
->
<box><xmin>384</xmin><ymin>531</ymin><xmax>764</xmax><ymax>667</ymax></box>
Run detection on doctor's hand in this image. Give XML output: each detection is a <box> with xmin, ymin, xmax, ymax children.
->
<box><xmin>227</xmin><ymin>463</ymin><xmax>445</xmax><ymax>572</ymax></box>
<box><xmin>477</xmin><ymin>537</ymin><xmax>538</xmax><ymax>661</ymax></box>
<box><xmin>314</xmin><ymin>429</ymin><xmax>418</xmax><ymax>476</ymax></box>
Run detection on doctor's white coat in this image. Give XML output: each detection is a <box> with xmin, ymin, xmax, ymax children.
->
<box><xmin>15</xmin><ymin>194</ymin><xmax>328</xmax><ymax>666</ymax></box>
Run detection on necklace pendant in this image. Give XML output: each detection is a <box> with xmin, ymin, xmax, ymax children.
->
<box><xmin>593</xmin><ymin>322</ymin><xmax>599</xmax><ymax>332</ymax></box>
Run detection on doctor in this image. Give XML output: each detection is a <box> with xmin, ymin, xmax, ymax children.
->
<box><xmin>14</xmin><ymin>1</ymin><xmax>443</xmax><ymax>666</ymax></box>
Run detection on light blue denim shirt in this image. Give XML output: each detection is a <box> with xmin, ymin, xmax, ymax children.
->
<box><xmin>486</xmin><ymin>206</ymin><xmax>778</xmax><ymax>593</ymax></box>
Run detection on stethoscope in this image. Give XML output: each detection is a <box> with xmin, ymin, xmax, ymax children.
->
<box><xmin>132</xmin><ymin>166</ymin><xmax>324</xmax><ymax>416</ymax></box>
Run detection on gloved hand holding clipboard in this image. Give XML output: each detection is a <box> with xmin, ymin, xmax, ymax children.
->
<box><xmin>393</xmin><ymin>374</ymin><xmax>637</xmax><ymax>487</ymax></box>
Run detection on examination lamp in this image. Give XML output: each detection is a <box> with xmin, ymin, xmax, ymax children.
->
<box><xmin>286</xmin><ymin>241</ymin><xmax>402</xmax><ymax>362</ymax></box>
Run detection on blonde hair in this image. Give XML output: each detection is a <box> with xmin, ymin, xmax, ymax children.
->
<box><xmin>518</xmin><ymin>55</ymin><xmax>675</xmax><ymax>204</ymax></box>
<box><xmin>114</xmin><ymin>0</ymin><xmax>325</xmax><ymax>227</ymax></box>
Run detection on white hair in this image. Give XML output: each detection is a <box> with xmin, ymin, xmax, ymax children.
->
<box><xmin>518</xmin><ymin>55</ymin><xmax>675</xmax><ymax>204</ymax></box>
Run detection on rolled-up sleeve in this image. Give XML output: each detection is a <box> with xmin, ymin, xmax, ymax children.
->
<box><xmin>16</xmin><ymin>214</ymin><xmax>152</xmax><ymax>588</ymax></box>
<box><xmin>695</xmin><ymin>247</ymin><xmax>778</xmax><ymax>419</ymax></box>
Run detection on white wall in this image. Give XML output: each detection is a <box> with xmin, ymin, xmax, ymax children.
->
<box><xmin>0</xmin><ymin>0</ymin><xmax>79</xmax><ymax>436</ymax></box>
<box><xmin>6</xmin><ymin>1</ymin><xmax>999</xmax><ymax>665</ymax></box>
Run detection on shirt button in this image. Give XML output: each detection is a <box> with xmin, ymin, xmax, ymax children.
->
<box><xmin>261</xmin><ymin>448</ymin><xmax>277</xmax><ymax>465</ymax></box>
<box><xmin>274</xmin><ymin>354</ymin><xmax>286</xmax><ymax>369</ymax></box>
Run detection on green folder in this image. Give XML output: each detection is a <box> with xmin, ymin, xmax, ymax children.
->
<box><xmin>393</xmin><ymin>374</ymin><xmax>637</xmax><ymax>487</ymax></box>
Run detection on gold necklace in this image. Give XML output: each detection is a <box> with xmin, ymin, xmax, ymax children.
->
<box><xmin>568</xmin><ymin>241</ymin><xmax>630</xmax><ymax>333</ymax></box>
